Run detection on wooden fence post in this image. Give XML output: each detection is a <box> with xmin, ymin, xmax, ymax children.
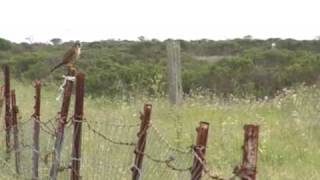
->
<box><xmin>191</xmin><ymin>122</ymin><xmax>209</xmax><ymax>180</ymax></box>
<box><xmin>50</xmin><ymin>78</ymin><xmax>74</xmax><ymax>180</ymax></box>
<box><xmin>11</xmin><ymin>90</ymin><xmax>21</xmax><ymax>174</ymax></box>
<box><xmin>70</xmin><ymin>72</ymin><xmax>85</xmax><ymax>180</ymax></box>
<box><xmin>3</xmin><ymin>65</ymin><xmax>11</xmax><ymax>161</ymax></box>
<box><xmin>240</xmin><ymin>125</ymin><xmax>259</xmax><ymax>180</ymax></box>
<box><xmin>32</xmin><ymin>80</ymin><xmax>41</xmax><ymax>180</ymax></box>
<box><xmin>131</xmin><ymin>104</ymin><xmax>152</xmax><ymax>180</ymax></box>
<box><xmin>167</xmin><ymin>40</ymin><xmax>182</xmax><ymax>105</ymax></box>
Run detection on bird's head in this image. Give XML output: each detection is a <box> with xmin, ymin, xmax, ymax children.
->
<box><xmin>74</xmin><ymin>41</ymin><xmax>81</xmax><ymax>48</ymax></box>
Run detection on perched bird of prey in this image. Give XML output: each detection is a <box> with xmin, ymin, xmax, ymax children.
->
<box><xmin>50</xmin><ymin>41</ymin><xmax>81</xmax><ymax>73</ymax></box>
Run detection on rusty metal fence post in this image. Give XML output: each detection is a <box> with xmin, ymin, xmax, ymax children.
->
<box><xmin>50</xmin><ymin>78</ymin><xmax>74</xmax><ymax>180</ymax></box>
<box><xmin>70</xmin><ymin>72</ymin><xmax>85</xmax><ymax>180</ymax></box>
<box><xmin>3</xmin><ymin>65</ymin><xmax>11</xmax><ymax>161</ymax></box>
<box><xmin>0</xmin><ymin>86</ymin><xmax>4</xmax><ymax>117</ymax></box>
<box><xmin>191</xmin><ymin>122</ymin><xmax>209</xmax><ymax>180</ymax></box>
<box><xmin>32</xmin><ymin>80</ymin><xmax>41</xmax><ymax>180</ymax></box>
<box><xmin>132</xmin><ymin>104</ymin><xmax>152</xmax><ymax>180</ymax></box>
<box><xmin>11</xmin><ymin>90</ymin><xmax>21</xmax><ymax>174</ymax></box>
<box><xmin>240</xmin><ymin>125</ymin><xmax>259</xmax><ymax>180</ymax></box>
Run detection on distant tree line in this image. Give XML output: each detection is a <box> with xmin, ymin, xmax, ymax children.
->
<box><xmin>1</xmin><ymin>37</ymin><xmax>320</xmax><ymax>98</ymax></box>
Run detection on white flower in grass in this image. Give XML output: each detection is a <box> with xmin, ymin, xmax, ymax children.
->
<box><xmin>292</xmin><ymin>93</ymin><xmax>297</xmax><ymax>103</ymax></box>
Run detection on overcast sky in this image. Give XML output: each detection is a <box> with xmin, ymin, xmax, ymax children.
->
<box><xmin>1</xmin><ymin>0</ymin><xmax>320</xmax><ymax>43</ymax></box>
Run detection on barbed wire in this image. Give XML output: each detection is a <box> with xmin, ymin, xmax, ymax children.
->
<box><xmin>135</xmin><ymin>148</ymin><xmax>193</xmax><ymax>172</ymax></box>
<box><xmin>84</xmin><ymin>118</ymin><xmax>140</xmax><ymax>128</ymax></box>
<box><xmin>0</xmin><ymin>110</ymin><xmax>251</xmax><ymax>180</ymax></box>
<box><xmin>85</xmin><ymin>120</ymin><xmax>137</xmax><ymax>146</ymax></box>
<box><xmin>0</xmin><ymin>138</ymin><xmax>57</xmax><ymax>177</ymax></box>
<box><xmin>191</xmin><ymin>146</ymin><xmax>249</xmax><ymax>180</ymax></box>
<box><xmin>31</xmin><ymin>116</ymin><xmax>57</xmax><ymax>136</ymax></box>
<box><xmin>132</xmin><ymin>117</ymin><xmax>195</xmax><ymax>173</ymax></box>
<box><xmin>149</xmin><ymin>125</ymin><xmax>193</xmax><ymax>154</ymax></box>
<box><xmin>133</xmin><ymin>116</ymin><xmax>249</xmax><ymax>180</ymax></box>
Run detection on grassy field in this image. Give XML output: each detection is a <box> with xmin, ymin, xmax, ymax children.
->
<box><xmin>0</xmin><ymin>81</ymin><xmax>319</xmax><ymax>179</ymax></box>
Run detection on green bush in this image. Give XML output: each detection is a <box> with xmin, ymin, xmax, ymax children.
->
<box><xmin>0</xmin><ymin>38</ymin><xmax>11</xmax><ymax>51</ymax></box>
<box><xmin>2</xmin><ymin>38</ymin><xmax>320</xmax><ymax>98</ymax></box>
<box><xmin>206</xmin><ymin>49</ymin><xmax>320</xmax><ymax>97</ymax></box>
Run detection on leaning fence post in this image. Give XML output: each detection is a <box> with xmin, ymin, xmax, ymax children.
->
<box><xmin>50</xmin><ymin>77</ymin><xmax>74</xmax><ymax>180</ymax></box>
<box><xmin>11</xmin><ymin>90</ymin><xmax>21</xmax><ymax>174</ymax></box>
<box><xmin>191</xmin><ymin>122</ymin><xmax>209</xmax><ymax>180</ymax></box>
<box><xmin>70</xmin><ymin>72</ymin><xmax>85</xmax><ymax>180</ymax></box>
<box><xmin>240</xmin><ymin>125</ymin><xmax>259</xmax><ymax>180</ymax></box>
<box><xmin>3</xmin><ymin>65</ymin><xmax>11</xmax><ymax>161</ymax></box>
<box><xmin>32</xmin><ymin>80</ymin><xmax>41</xmax><ymax>180</ymax></box>
<box><xmin>131</xmin><ymin>104</ymin><xmax>152</xmax><ymax>180</ymax></box>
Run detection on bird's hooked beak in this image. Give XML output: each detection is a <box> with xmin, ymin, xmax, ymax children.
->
<box><xmin>74</xmin><ymin>41</ymin><xmax>81</xmax><ymax>48</ymax></box>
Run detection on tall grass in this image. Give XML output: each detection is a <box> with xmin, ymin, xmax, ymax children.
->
<box><xmin>0</xmin><ymin>81</ymin><xmax>319</xmax><ymax>179</ymax></box>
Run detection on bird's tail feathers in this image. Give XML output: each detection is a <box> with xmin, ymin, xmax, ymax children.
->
<box><xmin>50</xmin><ymin>62</ymin><xmax>64</xmax><ymax>73</ymax></box>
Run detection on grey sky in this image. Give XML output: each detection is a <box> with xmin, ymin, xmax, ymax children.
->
<box><xmin>1</xmin><ymin>0</ymin><xmax>320</xmax><ymax>43</ymax></box>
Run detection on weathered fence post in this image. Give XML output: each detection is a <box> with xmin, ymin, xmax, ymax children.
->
<box><xmin>3</xmin><ymin>65</ymin><xmax>11</xmax><ymax>161</ymax></box>
<box><xmin>0</xmin><ymin>86</ymin><xmax>4</xmax><ymax>117</ymax></box>
<box><xmin>50</xmin><ymin>78</ymin><xmax>74</xmax><ymax>180</ymax></box>
<box><xmin>167</xmin><ymin>40</ymin><xmax>182</xmax><ymax>105</ymax></box>
<box><xmin>191</xmin><ymin>122</ymin><xmax>209</xmax><ymax>180</ymax></box>
<box><xmin>11</xmin><ymin>90</ymin><xmax>21</xmax><ymax>174</ymax></box>
<box><xmin>70</xmin><ymin>72</ymin><xmax>85</xmax><ymax>180</ymax></box>
<box><xmin>240</xmin><ymin>125</ymin><xmax>259</xmax><ymax>180</ymax></box>
<box><xmin>32</xmin><ymin>80</ymin><xmax>41</xmax><ymax>180</ymax></box>
<box><xmin>132</xmin><ymin>104</ymin><xmax>152</xmax><ymax>180</ymax></box>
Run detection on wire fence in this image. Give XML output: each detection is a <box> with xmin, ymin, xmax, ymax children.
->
<box><xmin>0</xmin><ymin>65</ymin><xmax>260</xmax><ymax>180</ymax></box>
<box><xmin>0</xmin><ymin>114</ymin><xmax>259</xmax><ymax>180</ymax></box>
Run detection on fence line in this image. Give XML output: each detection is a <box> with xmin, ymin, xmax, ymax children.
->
<box><xmin>50</xmin><ymin>73</ymin><xmax>74</xmax><ymax>180</ymax></box>
<box><xmin>191</xmin><ymin>122</ymin><xmax>209</xmax><ymax>180</ymax></box>
<box><xmin>240</xmin><ymin>125</ymin><xmax>259</xmax><ymax>180</ymax></box>
<box><xmin>11</xmin><ymin>89</ymin><xmax>21</xmax><ymax>174</ymax></box>
<box><xmin>0</xmin><ymin>86</ymin><xmax>4</xmax><ymax>122</ymax></box>
<box><xmin>71</xmin><ymin>72</ymin><xmax>85</xmax><ymax>180</ymax></box>
<box><xmin>0</xmin><ymin>65</ymin><xmax>260</xmax><ymax>180</ymax></box>
<box><xmin>32</xmin><ymin>80</ymin><xmax>41</xmax><ymax>180</ymax></box>
<box><xmin>3</xmin><ymin>64</ymin><xmax>11</xmax><ymax>161</ymax></box>
<box><xmin>132</xmin><ymin>104</ymin><xmax>152</xmax><ymax>180</ymax></box>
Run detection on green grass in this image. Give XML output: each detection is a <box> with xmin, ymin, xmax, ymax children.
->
<box><xmin>0</xmin><ymin>81</ymin><xmax>319</xmax><ymax>179</ymax></box>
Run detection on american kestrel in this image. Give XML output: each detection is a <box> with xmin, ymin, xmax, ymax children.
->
<box><xmin>50</xmin><ymin>41</ymin><xmax>81</xmax><ymax>72</ymax></box>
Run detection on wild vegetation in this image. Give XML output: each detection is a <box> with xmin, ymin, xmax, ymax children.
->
<box><xmin>0</xmin><ymin>82</ymin><xmax>319</xmax><ymax>179</ymax></box>
<box><xmin>0</xmin><ymin>37</ymin><xmax>319</xmax><ymax>179</ymax></box>
<box><xmin>1</xmin><ymin>37</ymin><xmax>320</xmax><ymax>98</ymax></box>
